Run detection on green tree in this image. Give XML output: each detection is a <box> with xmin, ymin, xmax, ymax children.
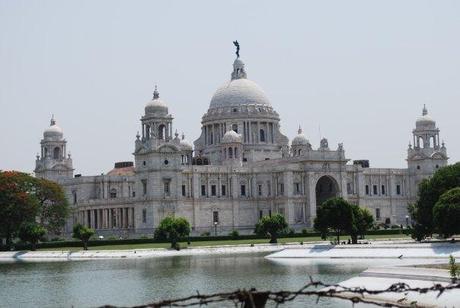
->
<box><xmin>350</xmin><ymin>206</ymin><xmax>374</xmax><ymax>244</ymax></box>
<box><xmin>34</xmin><ymin>178</ymin><xmax>70</xmax><ymax>235</ymax></box>
<box><xmin>433</xmin><ymin>187</ymin><xmax>460</xmax><ymax>238</ymax></box>
<box><xmin>154</xmin><ymin>216</ymin><xmax>190</xmax><ymax>249</ymax></box>
<box><xmin>314</xmin><ymin>198</ymin><xmax>354</xmax><ymax>243</ymax></box>
<box><xmin>18</xmin><ymin>222</ymin><xmax>46</xmax><ymax>251</ymax></box>
<box><xmin>72</xmin><ymin>223</ymin><xmax>95</xmax><ymax>250</ymax></box>
<box><xmin>255</xmin><ymin>214</ymin><xmax>288</xmax><ymax>243</ymax></box>
<box><xmin>410</xmin><ymin>162</ymin><xmax>460</xmax><ymax>240</ymax></box>
<box><xmin>0</xmin><ymin>171</ymin><xmax>39</xmax><ymax>248</ymax></box>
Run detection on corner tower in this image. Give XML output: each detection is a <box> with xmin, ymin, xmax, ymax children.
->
<box><xmin>407</xmin><ymin>105</ymin><xmax>448</xmax><ymax>190</ymax></box>
<box><xmin>34</xmin><ymin>116</ymin><xmax>74</xmax><ymax>181</ymax></box>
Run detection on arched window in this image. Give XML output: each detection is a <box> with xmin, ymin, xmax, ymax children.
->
<box><xmin>234</xmin><ymin>147</ymin><xmax>238</xmax><ymax>158</ymax></box>
<box><xmin>110</xmin><ymin>189</ymin><xmax>117</xmax><ymax>199</ymax></box>
<box><xmin>298</xmin><ymin>149</ymin><xmax>301</xmax><ymax>156</ymax></box>
<box><xmin>146</xmin><ymin>125</ymin><xmax>151</xmax><ymax>139</ymax></box>
<box><xmin>53</xmin><ymin>147</ymin><xmax>61</xmax><ymax>159</ymax></box>
<box><xmin>158</xmin><ymin>124</ymin><xmax>166</xmax><ymax>140</ymax></box>
<box><xmin>229</xmin><ymin>147</ymin><xmax>233</xmax><ymax>158</ymax></box>
<box><xmin>260</xmin><ymin>129</ymin><xmax>265</xmax><ymax>142</ymax></box>
<box><xmin>232</xmin><ymin>124</ymin><xmax>238</xmax><ymax>133</ymax></box>
<box><xmin>44</xmin><ymin>148</ymin><xmax>48</xmax><ymax>157</ymax></box>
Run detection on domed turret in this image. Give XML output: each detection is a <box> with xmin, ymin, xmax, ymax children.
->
<box><xmin>180</xmin><ymin>133</ymin><xmax>193</xmax><ymax>151</ymax></box>
<box><xmin>44</xmin><ymin>116</ymin><xmax>63</xmax><ymax>139</ymax></box>
<box><xmin>416</xmin><ymin>105</ymin><xmax>435</xmax><ymax>129</ymax></box>
<box><xmin>35</xmin><ymin>115</ymin><xmax>74</xmax><ymax>181</ymax></box>
<box><xmin>291</xmin><ymin>126</ymin><xmax>312</xmax><ymax>157</ymax></box>
<box><xmin>291</xmin><ymin>126</ymin><xmax>309</xmax><ymax>146</ymax></box>
<box><xmin>145</xmin><ymin>86</ymin><xmax>168</xmax><ymax>116</ymax></box>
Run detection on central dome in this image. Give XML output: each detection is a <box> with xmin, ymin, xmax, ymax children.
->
<box><xmin>210</xmin><ymin>78</ymin><xmax>271</xmax><ymax>109</ymax></box>
<box><xmin>209</xmin><ymin>58</ymin><xmax>271</xmax><ymax>109</ymax></box>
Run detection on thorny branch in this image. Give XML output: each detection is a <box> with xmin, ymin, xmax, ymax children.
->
<box><xmin>101</xmin><ymin>279</ymin><xmax>460</xmax><ymax>308</ymax></box>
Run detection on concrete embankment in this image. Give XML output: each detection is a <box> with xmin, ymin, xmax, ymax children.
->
<box><xmin>0</xmin><ymin>243</ymin><xmax>292</xmax><ymax>261</ymax></box>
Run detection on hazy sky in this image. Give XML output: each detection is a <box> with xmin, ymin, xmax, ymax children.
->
<box><xmin>1</xmin><ymin>0</ymin><xmax>459</xmax><ymax>175</ymax></box>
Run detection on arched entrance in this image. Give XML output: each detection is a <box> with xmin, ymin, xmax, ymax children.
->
<box><xmin>315</xmin><ymin>175</ymin><xmax>339</xmax><ymax>207</ymax></box>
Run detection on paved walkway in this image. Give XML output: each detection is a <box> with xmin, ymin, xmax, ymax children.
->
<box><xmin>336</xmin><ymin>266</ymin><xmax>458</xmax><ymax>307</ymax></box>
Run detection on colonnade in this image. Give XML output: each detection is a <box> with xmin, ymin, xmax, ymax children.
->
<box><xmin>77</xmin><ymin>207</ymin><xmax>135</xmax><ymax>230</ymax></box>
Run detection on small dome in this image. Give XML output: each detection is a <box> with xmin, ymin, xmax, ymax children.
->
<box><xmin>416</xmin><ymin>105</ymin><xmax>435</xmax><ymax>128</ymax></box>
<box><xmin>145</xmin><ymin>86</ymin><xmax>168</xmax><ymax>115</ymax></box>
<box><xmin>221</xmin><ymin>130</ymin><xmax>242</xmax><ymax>143</ymax></box>
<box><xmin>44</xmin><ymin>116</ymin><xmax>63</xmax><ymax>138</ymax></box>
<box><xmin>291</xmin><ymin>126</ymin><xmax>309</xmax><ymax>146</ymax></box>
<box><xmin>180</xmin><ymin>133</ymin><xmax>193</xmax><ymax>151</ymax></box>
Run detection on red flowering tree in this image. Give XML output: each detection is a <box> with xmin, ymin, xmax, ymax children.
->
<box><xmin>0</xmin><ymin>171</ymin><xmax>39</xmax><ymax>248</ymax></box>
<box><xmin>0</xmin><ymin>171</ymin><xmax>69</xmax><ymax>249</ymax></box>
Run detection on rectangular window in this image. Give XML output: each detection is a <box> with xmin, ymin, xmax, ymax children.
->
<box><xmin>258</xmin><ymin>184</ymin><xmax>262</xmax><ymax>196</ymax></box>
<box><xmin>241</xmin><ymin>185</ymin><xmax>246</xmax><ymax>196</ymax></box>
<box><xmin>259</xmin><ymin>210</ymin><xmax>263</xmax><ymax>219</ymax></box>
<box><xmin>295</xmin><ymin>183</ymin><xmax>301</xmax><ymax>194</ymax></box>
<box><xmin>376</xmin><ymin>208</ymin><xmax>381</xmax><ymax>221</ymax></box>
<box><xmin>182</xmin><ymin>185</ymin><xmax>186</xmax><ymax>197</ymax></box>
<box><xmin>267</xmin><ymin>181</ymin><xmax>271</xmax><ymax>196</ymax></box>
<box><xmin>142</xmin><ymin>209</ymin><xmax>147</xmax><ymax>223</ymax></box>
<box><xmin>211</xmin><ymin>185</ymin><xmax>217</xmax><ymax>196</ymax></box>
<box><xmin>142</xmin><ymin>179</ymin><xmax>147</xmax><ymax>196</ymax></box>
<box><xmin>279</xmin><ymin>183</ymin><xmax>284</xmax><ymax>196</ymax></box>
<box><xmin>221</xmin><ymin>185</ymin><xmax>226</xmax><ymax>196</ymax></box>
<box><xmin>396</xmin><ymin>184</ymin><xmax>401</xmax><ymax>195</ymax></box>
<box><xmin>381</xmin><ymin>185</ymin><xmax>385</xmax><ymax>195</ymax></box>
<box><xmin>164</xmin><ymin>181</ymin><xmax>170</xmax><ymax>196</ymax></box>
<box><xmin>373</xmin><ymin>185</ymin><xmax>378</xmax><ymax>195</ymax></box>
<box><xmin>365</xmin><ymin>185</ymin><xmax>369</xmax><ymax>195</ymax></box>
<box><xmin>201</xmin><ymin>185</ymin><xmax>206</xmax><ymax>196</ymax></box>
<box><xmin>213</xmin><ymin>211</ymin><xmax>219</xmax><ymax>223</ymax></box>
<box><xmin>132</xmin><ymin>191</ymin><xmax>136</xmax><ymax>197</ymax></box>
<box><xmin>269</xmin><ymin>209</ymin><xmax>272</xmax><ymax>217</ymax></box>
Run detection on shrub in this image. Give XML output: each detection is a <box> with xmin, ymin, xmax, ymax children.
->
<box><xmin>229</xmin><ymin>230</ymin><xmax>239</xmax><ymax>239</ymax></box>
<box><xmin>72</xmin><ymin>224</ymin><xmax>95</xmax><ymax>250</ymax></box>
<box><xmin>200</xmin><ymin>231</ymin><xmax>211</xmax><ymax>237</ymax></box>
<box><xmin>301</xmin><ymin>228</ymin><xmax>308</xmax><ymax>235</ymax></box>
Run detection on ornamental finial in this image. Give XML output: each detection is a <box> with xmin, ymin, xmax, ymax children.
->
<box><xmin>50</xmin><ymin>114</ymin><xmax>56</xmax><ymax>126</ymax></box>
<box><xmin>298</xmin><ymin>125</ymin><xmax>302</xmax><ymax>135</ymax></box>
<box><xmin>153</xmin><ymin>85</ymin><xmax>159</xmax><ymax>99</ymax></box>
<box><xmin>422</xmin><ymin>104</ymin><xmax>428</xmax><ymax>116</ymax></box>
<box><xmin>233</xmin><ymin>40</ymin><xmax>240</xmax><ymax>58</ymax></box>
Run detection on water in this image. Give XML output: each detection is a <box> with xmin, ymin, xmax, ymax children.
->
<box><xmin>0</xmin><ymin>253</ymin><xmax>392</xmax><ymax>308</ymax></box>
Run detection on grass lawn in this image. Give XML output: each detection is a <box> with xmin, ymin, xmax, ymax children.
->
<box><xmin>38</xmin><ymin>233</ymin><xmax>410</xmax><ymax>252</ymax></box>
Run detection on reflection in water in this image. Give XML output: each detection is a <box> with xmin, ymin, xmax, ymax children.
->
<box><xmin>1</xmin><ymin>253</ymin><xmax>377</xmax><ymax>308</ymax></box>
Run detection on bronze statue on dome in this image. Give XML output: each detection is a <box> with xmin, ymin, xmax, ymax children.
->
<box><xmin>233</xmin><ymin>40</ymin><xmax>240</xmax><ymax>58</ymax></box>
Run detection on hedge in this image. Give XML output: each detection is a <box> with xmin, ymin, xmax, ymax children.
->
<box><xmin>1</xmin><ymin>229</ymin><xmax>407</xmax><ymax>251</ymax></box>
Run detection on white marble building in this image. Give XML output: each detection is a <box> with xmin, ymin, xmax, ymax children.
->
<box><xmin>34</xmin><ymin>55</ymin><xmax>449</xmax><ymax>237</ymax></box>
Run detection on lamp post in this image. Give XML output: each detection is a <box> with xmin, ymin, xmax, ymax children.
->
<box><xmin>405</xmin><ymin>215</ymin><xmax>409</xmax><ymax>228</ymax></box>
<box><xmin>214</xmin><ymin>221</ymin><xmax>218</xmax><ymax>236</ymax></box>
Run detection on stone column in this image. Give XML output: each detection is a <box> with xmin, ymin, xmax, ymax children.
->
<box><xmin>306</xmin><ymin>173</ymin><xmax>317</xmax><ymax>227</ymax></box>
